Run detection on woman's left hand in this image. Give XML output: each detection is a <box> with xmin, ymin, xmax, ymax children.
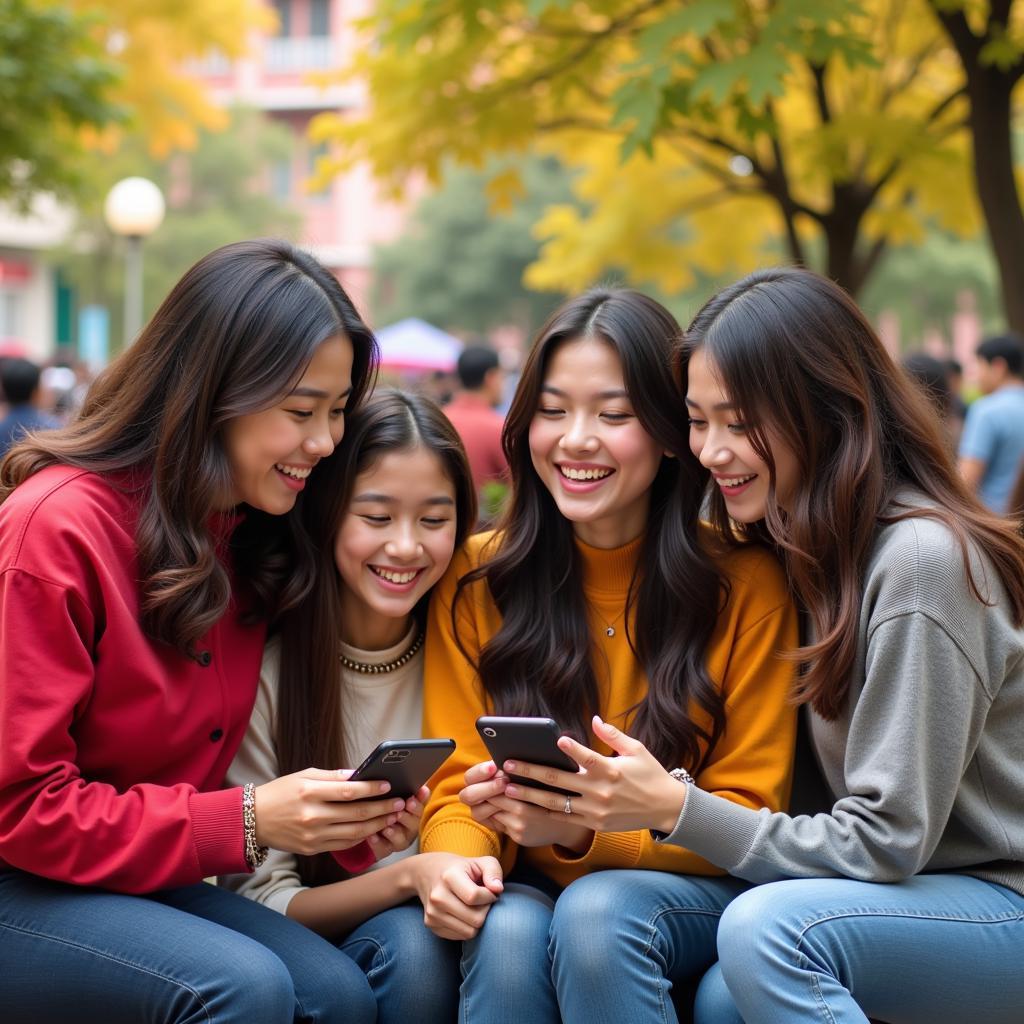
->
<box><xmin>501</xmin><ymin>716</ymin><xmax>688</xmax><ymax>835</ymax></box>
<box><xmin>459</xmin><ymin>762</ymin><xmax>593</xmax><ymax>851</ymax></box>
<box><xmin>368</xmin><ymin>785</ymin><xmax>429</xmax><ymax>861</ymax></box>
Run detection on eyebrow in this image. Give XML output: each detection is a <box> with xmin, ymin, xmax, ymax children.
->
<box><xmin>351</xmin><ymin>493</ymin><xmax>456</xmax><ymax>506</ymax></box>
<box><xmin>289</xmin><ymin>386</ymin><xmax>352</xmax><ymax>400</ymax></box>
<box><xmin>541</xmin><ymin>385</ymin><xmax>631</xmax><ymax>400</ymax></box>
<box><xmin>684</xmin><ymin>396</ymin><xmax>738</xmax><ymax>411</ymax></box>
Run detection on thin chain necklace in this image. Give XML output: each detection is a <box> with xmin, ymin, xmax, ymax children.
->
<box><xmin>592</xmin><ymin>604</ymin><xmax>626</xmax><ymax>638</ymax></box>
<box><xmin>339</xmin><ymin>630</ymin><xmax>425</xmax><ymax>675</ymax></box>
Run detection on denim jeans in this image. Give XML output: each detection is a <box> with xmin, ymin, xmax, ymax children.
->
<box><xmin>460</xmin><ymin>870</ymin><xmax>748</xmax><ymax>1024</ymax></box>
<box><xmin>695</xmin><ymin>874</ymin><xmax>1024</xmax><ymax>1024</ymax></box>
<box><xmin>341</xmin><ymin>900</ymin><xmax>461</xmax><ymax>1023</ymax></box>
<box><xmin>0</xmin><ymin>870</ymin><xmax>376</xmax><ymax>1024</ymax></box>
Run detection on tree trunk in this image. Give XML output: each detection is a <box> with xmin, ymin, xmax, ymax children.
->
<box><xmin>963</xmin><ymin>65</ymin><xmax>1024</xmax><ymax>334</ymax></box>
<box><xmin>930</xmin><ymin>2</ymin><xmax>1024</xmax><ymax>334</ymax></box>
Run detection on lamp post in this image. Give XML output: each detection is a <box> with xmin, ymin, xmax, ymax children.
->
<box><xmin>103</xmin><ymin>177</ymin><xmax>165</xmax><ymax>347</ymax></box>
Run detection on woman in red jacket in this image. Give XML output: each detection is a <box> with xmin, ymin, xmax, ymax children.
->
<box><xmin>0</xmin><ymin>240</ymin><xmax>408</xmax><ymax>1023</ymax></box>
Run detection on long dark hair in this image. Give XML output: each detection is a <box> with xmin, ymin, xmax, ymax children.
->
<box><xmin>0</xmin><ymin>239</ymin><xmax>378</xmax><ymax>657</ymax></box>
<box><xmin>455</xmin><ymin>289</ymin><xmax>726</xmax><ymax>771</ymax></box>
<box><xmin>680</xmin><ymin>266</ymin><xmax>1024</xmax><ymax>720</ymax></box>
<box><xmin>276</xmin><ymin>389</ymin><xmax>476</xmax><ymax>885</ymax></box>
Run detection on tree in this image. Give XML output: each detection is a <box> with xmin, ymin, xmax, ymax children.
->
<box><xmin>371</xmin><ymin>157</ymin><xmax>572</xmax><ymax>334</ymax></box>
<box><xmin>926</xmin><ymin>0</ymin><xmax>1024</xmax><ymax>332</ymax></box>
<box><xmin>57</xmin><ymin>107</ymin><xmax>300</xmax><ymax>350</ymax></box>
<box><xmin>0</xmin><ymin>0</ymin><xmax>119</xmax><ymax>207</ymax></box>
<box><xmin>315</xmin><ymin>0</ymin><xmax>985</xmax><ymax>303</ymax></box>
<box><xmin>0</xmin><ymin>0</ymin><xmax>268</xmax><ymax>205</ymax></box>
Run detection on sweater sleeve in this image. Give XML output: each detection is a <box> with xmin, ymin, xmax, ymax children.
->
<box><xmin>0</xmin><ymin>568</ymin><xmax>246</xmax><ymax>891</ymax></box>
<box><xmin>660</xmin><ymin>608</ymin><xmax>990</xmax><ymax>883</ymax></box>
<box><xmin>420</xmin><ymin>544</ymin><xmax>517</xmax><ymax>873</ymax></box>
<box><xmin>551</xmin><ymin>551</ymin><xmax>799</xmax><ymax>875</ymax></box>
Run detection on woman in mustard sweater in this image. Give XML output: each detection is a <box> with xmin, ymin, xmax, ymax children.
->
<box><xmin>419</xmin><ymin>288</ymin><xmax>799</xmax><ymax>1024</ymax></box>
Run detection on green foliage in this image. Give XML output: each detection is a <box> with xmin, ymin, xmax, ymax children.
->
<box><xmin>55</xmin><ymin>108</ymin><xmax>300</xmax><ymax>351</ymax></box>
<box><xmin>0</xmin><ymin>0</ymin><xmax>121</xmax><ymax>206</ymax></box>
<box><xmin>371</xmin><ymin>156</ymin><xmax>572</xmax><ymax>335</ymax></box>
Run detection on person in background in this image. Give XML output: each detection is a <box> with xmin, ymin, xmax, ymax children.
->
<box><xmin>0</xmin><ymin>357</ymin><xmax>60</xmax><ymax>457</ymax></box>
<box><xmin>944</xmin><ymin>357</ymin><xmax>969</xmax><ymax>422</ymax></box>
<box><xmin>443</xmin><ymin>345</ymin><xmax>508</xmax><ymax>497</ymax></box>
<box><xmin>901</xmin><ymin>351</ymin><xmax>960</xmax><ymax>449</ymax></box>
<box><xmin>222</xmin><ymin>389</ymin><xmax>478</xmax><ymax>1022</ymax></box>
<box><xmin>959</xmin><ymin>333</ymin><xmax>1024</xmax><ymax>512</ymax></box>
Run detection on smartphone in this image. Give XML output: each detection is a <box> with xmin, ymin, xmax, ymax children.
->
<box><xmin>347</xmin><ymin>738</ymin><xmax>456</xmax><ymax>800</ymax></box>
<box><xmin>476</xmin><ymin>716</ymin><xmax>581</xmax><ymax>796</ymax></box>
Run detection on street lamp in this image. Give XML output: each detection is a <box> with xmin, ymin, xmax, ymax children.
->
<box><xmin>103</xmin><ymin>177</ymin><xmax>165</xmax><ymax>347</ymax></box>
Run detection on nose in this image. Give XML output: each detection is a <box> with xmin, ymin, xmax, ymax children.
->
<box><xmin>559</xmin><ymin>412</ymin><xmax>598</xmax><ymax>453</ymax></box>
<box><xmin>302</xmin><ymin>418</ymin><xmax>337</xmax><ymax>458</ymax></box>
<box><xmin>384</xmin><ymin>522</ymin><xmax>422</xmax><ymax>561</ymax></box>
<box><xmin>698</xmin><ymin>427</ymin><xmax>732</xmax><ymax>469</ymax></box>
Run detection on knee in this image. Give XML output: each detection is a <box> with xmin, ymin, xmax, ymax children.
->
<box><xmin>550</xmin><ymin>875</ymin><xmax>637</xmax><ymax>977</ymax></box>
<box><xmin>716</xmin><ymin>883</ymin><xmax>802</xmax><ymax>976</ymax></box>
<box><xmin>693</xmin><ymin>962</ymin><xmax>744</xmax><ymax>1024</ymax></box>
<box><xmin>204</xmin><ymin>944</ymin><xmax>296</xmax><ymax>1023</ymax></box>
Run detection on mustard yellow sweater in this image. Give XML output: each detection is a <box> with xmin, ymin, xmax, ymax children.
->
<box><xmin>421</xmin><ymin>528</ymin><xmax>799</xmax><ymax>889</ymax></box>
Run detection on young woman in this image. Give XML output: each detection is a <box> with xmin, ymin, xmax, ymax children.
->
<box><xmin>531</xmin><ymin>268</ymin><xmax>1024</xmax><ymax>1023</ymax></box>
<box><xmin>0</xmin><ymin>240</ymin><xmax>416</xmax><ymax>1024</ymax></box>
<box><xmin>223</xmin><ymin>389</ymin><xmax>478</xmax><ymax>1021</ymax></box>
<box><xmin>418</xmin><ymin>288</ymin><xmax>800</xmax><ymax>1024</ymax></box>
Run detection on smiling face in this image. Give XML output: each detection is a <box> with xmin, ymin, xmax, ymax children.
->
<box><xmin>685</xmin><ymin>346</ymin><xmax>800</xmax><ymax>523</ymax></box>
<box><xmin>334</xmin><ymin>445</ymin><xmax>459</xmax><ymax>649</ymax></box>
<box><xmin>221</xmin><ymin>334</ymin><xmax>354</xmax><ymax>514</ymax></box>
<box><xmin>527</xmin><ymin>336</ymin><xmax>667</xmax><ymax>549</ymax></box>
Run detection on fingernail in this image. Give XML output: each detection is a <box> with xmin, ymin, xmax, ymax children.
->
<box><xmin>504</xmin><ymin>760</ymin><xmax>516</xmax><ymax>771</ymax></box>
<box><xmin>505</xmin><ymin>784</ymin><xmax>518</xmax><ymax>796</ymax></box>
<box><xmin>393</xmin><ymin>799</ymin><xmax>406</xmax><ymax>811</ymax></box>
<box><xmin>407</xmin><ymin>800</ymin><xmax>419</xmax><ymax>813</ymax></box>
<box><xmin>384</xmin><ymin>827</ymin><xmax>394</xmax><ymax>837</ymax></box>
<box><xmin>378</xmin><ymin>782</ymin><xmax>391</xmax><ymax>792</ymax></box>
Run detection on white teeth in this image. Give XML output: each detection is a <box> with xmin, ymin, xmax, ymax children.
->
<box><xmin>276</xmin><ymin>464</ymin><xmax>312</xmax><ymax>480</ymax></box>
<box><xmin>371</xmin><ymin>567</ymin><xmax>419</xmax><ymax>584</ymax></box>
<box><xmin>718</xmin><ymin>474</ymin><xmax>756</xmax><ymax>487</ymax></box>
<box><xmin>560</xmin><ymin>466</ymin><xmax>613</xmax><ymax>481</ymax></box>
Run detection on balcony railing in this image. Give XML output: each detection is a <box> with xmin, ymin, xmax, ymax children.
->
<box><xmin>265</xmin><ymin>36</ymin><xmax>333</xmax><ymax>73</ymax></box>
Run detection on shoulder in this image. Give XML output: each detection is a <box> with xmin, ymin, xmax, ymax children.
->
<box><xmin>699</xmin><ymin>523</ymin><xmax>788</xmax><ymax>596</ymax></box>
<box><xmin>0</xmin><ymin>467</ymin><xmax>139</xmax><ymax>575</ymax></box>
<box><xmin>450</xmin><ymin>529</ymin><xmax>504</xmax><ymax>576</ymax></box>
<box><xmin>865</xmin><ymin>509</ymin><xmax>1005</xmax><ymax>625</ymax></box>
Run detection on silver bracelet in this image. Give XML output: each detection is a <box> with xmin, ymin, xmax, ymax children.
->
<box><xmin>668</xmin><ymin>767</ymin><xmax>696</xmax><ymax>786</ymax></box>
<box><xmin>242</xmin><ymin>783</ymin><xmax>269</xmax><ymax>869</ymax></box>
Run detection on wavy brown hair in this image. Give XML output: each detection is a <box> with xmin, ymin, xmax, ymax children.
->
<box><xmin>0</xmin><ymin>239</ymin><xmax>378</xmax><ymax>657</ymax></box>
<box><xmin>275</xmin><ymin>389</ymin><xmax>476</xmax><ymax>885</ymax></box>
<box><xmin>679</xmin><ymin>266</ymin><xmax>1024</xmax><ymax>720</ymax></box>
<box><xmin>454</xmin><ymin>289</ymin><xmax>727</xmax><ymax>772</ymax></box>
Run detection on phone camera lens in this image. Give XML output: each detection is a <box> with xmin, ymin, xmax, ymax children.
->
<box><xmin>483</xmin><ymin>727</ymin><xmax>497</xmax><ymax>738</ymax></box>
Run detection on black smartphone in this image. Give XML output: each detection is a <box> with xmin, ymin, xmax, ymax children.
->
<box><xmin>347</xmin><ymin>738</ymin><xmax>456</xmax><ymax>800</ymax></box>
<box><xmin>476</xmin><ymin>716</ymin><xmax>581</xmax><ymax>796</ymax></box>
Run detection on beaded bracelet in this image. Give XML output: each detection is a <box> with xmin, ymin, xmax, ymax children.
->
<box><xmin>242</xmin><ymin>783</ymin><xmax>269</xmax><ymax>869</ymax></box>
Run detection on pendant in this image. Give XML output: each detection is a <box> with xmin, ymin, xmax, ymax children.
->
<box><xmin>606</xmin><ymin>626</ymin><xmax>615</xmax><ymax>637</ymax></box>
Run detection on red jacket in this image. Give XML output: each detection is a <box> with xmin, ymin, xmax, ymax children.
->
<box><xmin>0</xmin><ymin>466</ymin><xmax>264</xmax><ymax>892</ymax></box>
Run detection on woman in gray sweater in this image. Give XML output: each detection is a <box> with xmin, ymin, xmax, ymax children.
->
<box><xmin>504</xmin><ymin>267</ymin><xmax>1024</xmax><ymax>1023</ymax></box>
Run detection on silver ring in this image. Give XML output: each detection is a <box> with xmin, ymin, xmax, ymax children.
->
<box><xmin>563</xmin><ymin>794</ymin><xmax>573</xmax><ymax>815</ymax></box>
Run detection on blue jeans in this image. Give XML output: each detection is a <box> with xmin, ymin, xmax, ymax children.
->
<box><xmin>0</xmin><ymin>870</ymin><xmax>376</xmax><ymax>1024</ymax></box>
<box><xmin>695</xmin><ymin>874</ymin><xmax>1024</xmax><ymax>1024</ymax></box>
<box><xmin>460</xmin><ymin>870</ymin><xmax>748</xmax><ymax>1024</ymax></box>
<box><xmin>341</xmin><ymin>901</ymin><xmax>460</xmax><ymax>1023</ymax></box>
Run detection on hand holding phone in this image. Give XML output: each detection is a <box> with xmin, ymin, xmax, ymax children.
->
<box><xmin>348</xmin><ymin>738</ymin><xmax>456</xmax><ymax>800</ymax></box>
<box><xmin>476</xmin><ymin>716</ymin><xmax>581</xmax><ymax>796</ymax></box>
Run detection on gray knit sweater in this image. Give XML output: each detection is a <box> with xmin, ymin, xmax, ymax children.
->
<box><xmin>661</xmin><ymin>506</ymin><xmax>1024</xmax><ymax>896</ymax></box>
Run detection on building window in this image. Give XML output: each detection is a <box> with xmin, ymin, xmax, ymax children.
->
<box><xmin>310</xmin><ymin>0</ymin><xmax>329</xmax><ymax>37</ymax></box>
<box><xmin>271</xmin><ymin>158</ymin><xmax>293</xmax><ymax>201</ymax></box>
<box><xmin>0</xmin><ymin>290</ymin><xmax>21</xmax><ymax>337</ymax></box>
